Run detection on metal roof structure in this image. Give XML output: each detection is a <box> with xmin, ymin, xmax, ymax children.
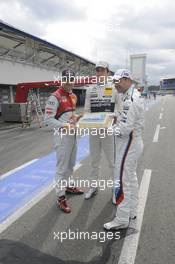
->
<box><xmin>0</xmin><ymin>20</ymin><xmax>95</xmax><ymax>76</ymax></box>
<box><xmin>160</xmin><ymin>76</ymin><xmax>175</xmax><ymax>80</ymax></box>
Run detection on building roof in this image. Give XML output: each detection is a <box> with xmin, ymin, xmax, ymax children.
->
<box><xmin>0</xmin><ymin>20</ymin><xmax>95</xmax><ymax>75</ymax></box>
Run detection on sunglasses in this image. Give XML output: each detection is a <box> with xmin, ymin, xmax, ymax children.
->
<box><xmin>113</xmin><ymin>79</ymin><xmax>120</xmax><ymax>84</ymax></box>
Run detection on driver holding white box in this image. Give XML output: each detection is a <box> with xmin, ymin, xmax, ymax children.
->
<box><xmin>84</xmin><ymin>61</ymin><xmax>122</xmax><ymax>199</ymax></box>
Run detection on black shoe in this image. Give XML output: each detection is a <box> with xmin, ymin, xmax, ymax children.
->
<box><xmin>129</xmin><ymin>216</ymin><xmax>137</xmax><ymax>220</ymax></box>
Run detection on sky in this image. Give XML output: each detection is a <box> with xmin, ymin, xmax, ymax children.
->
<box><xmin>0</xmin><ymin>0</ymin><xmax>175</xmax><ymax>85</ymax></box>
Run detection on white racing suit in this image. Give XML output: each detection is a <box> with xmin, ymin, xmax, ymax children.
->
<box><xmin>44</xmin><ymin>88</ymin><xmax>77</xmax><ymax>198</ymax></box>
<box><xmin>113</xmin><ymin>85</ymin><xmax>144</xmax><ymax>222</ymax></box>
<box><xmin>84</xmin><ymin>83</ymin><xmax>122</xmax><ymax>183</ymax></box>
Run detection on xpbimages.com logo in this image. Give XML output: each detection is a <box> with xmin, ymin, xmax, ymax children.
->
<box><xmin>53</xmin><ymin>229</ymin><xmax>121</xmax><ymax>243</ymax></box>
<box><xmin>54</xmin><ymin>177</ymin><xmax>120</xmax><ymax>191</ymax></box>
<box><xmin>53</xmin><ymin>74</ymin><xmax>120</xmax><ymax>86</ymax></box>
<box><xmin>54</xmin><ymin>126</ymin><xmax>121</xmax><ymax>139</ymax></box>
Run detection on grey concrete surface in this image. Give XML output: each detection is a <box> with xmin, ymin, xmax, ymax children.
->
<box><xmin>0</xmin><ymin>96</ymin><xmax>174</xmax><ymax>264</ymax></box>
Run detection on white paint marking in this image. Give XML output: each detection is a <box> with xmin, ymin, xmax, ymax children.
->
<box><xmin>153</xmin><ymin>124</ymin><xmax>160</xmax><ymax>143</ymax></box>
<box><xmin>118</xmin><ymin>169</ymin><xmax>152</xmax><ymax>264</ymax></box>
<box><xmin>0</xmin><ymin>127</ymin><xmax>20</xmax><ymax>133</ymax></box>
<box><xmin>159</xmin><ymin>113</ymin><xmax>163</xmax><ymax>120</ymax></box>
<box><xmin>74</xmin><ymin>163</ymin><xmax>82</xmax><ymax>171</ymax></box>
<box><xmin>161</xmin><ymin>107</ymin><xmax>164</xmax><ymax>112</ymax></box>
<box><xmin>0</xmin><ymin>127</ymin><xmax>21</xmax><ymax>138</ymax></box>
<box><xmin>0</xmin><ymin>159</ymin><xmax>38</xmax><ymax>180</ymax></box>
<box><xmin>0</xmin><ymin>162</ymin><xmax>82</xmax><ymax>233</ymax></box>
<box><xmin>12</xmin><ymin>134</ymin><xmax>27</xmax><ymax>139</ymax></box>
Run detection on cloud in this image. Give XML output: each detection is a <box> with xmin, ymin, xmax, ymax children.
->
<box><xmin>0</xmin><ymin>0</ymin><xmax>86</xmax><ymax>35</ymax></box>
<box><xmin>18</xmin><ymin>0</ymin><xmax>86</xmax><ymax>22</ymax></box>
<box><xmin>88</xmin><ymin>0</ymin><xmax>175</xmax><ymax>84</ymax></box>
<box><xmin>0</xmin><ymin>0</ymin><xmax>45</xmax><ymax>36</ymax></box>
<box><xmin>0</xmin><ymin>0</ymin><xmax>175</xmax><ymax>84</ymax></box>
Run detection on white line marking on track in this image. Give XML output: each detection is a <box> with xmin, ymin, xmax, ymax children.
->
<box><xmin>159</xmin><ymin>113</ymin><xmax>163</xmax><ymax>120</ymax></box>
<box><xmin>0</xmin><ymin>159</ymin><xmax>38</xmax><ymax>180</ymax></box>
<box><xmin>12</xmin><ymin>134</ymin><xmax>28</xmax><ymax>139</ymax></box>
<box><xmin>161</xmin><ymin>107</ymin><xmax>164</xmax><ymax>112</ymax></box>
<box><xmin>118</xmin><ymin>169</ymin><xmax>152</xmax><ymax>264</ymax></box>
<box><xmin>0</xmin><ymin>127</ymin><xmax>20</xmax><ymax>133</ymax></box>
<box><xmin>153</xmin><ymin>124</ymin><xmax>160</xmax><ymax>143</ymax></box>
<box><xmin>0</xmin><ymin>127</ymin><xmax>21</xmax><ymax>138</ymax></box>
<box><xmin>0</xmin><ymin>163</ymin><xmax>82</xmax><ymax>234</ymax></box>
<box><xmin>74</xmin><ymin>163</ymin><xmax>82</xmax><ymax>171</ymax></box>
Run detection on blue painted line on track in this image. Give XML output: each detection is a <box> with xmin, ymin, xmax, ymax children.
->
<box><xmin>0</xmin><ymin>98</ymin><xmax>162</xmax><ymax>223</ymax></box>
<box><xmin>0</xmin><ymin>136</ymin><xmax>89</xmax><ymax>223</ymax></box>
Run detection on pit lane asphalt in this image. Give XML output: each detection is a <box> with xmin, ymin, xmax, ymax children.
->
<box><xmin>0</xmin><ymin>95</ymin><xmax>175</xmax><ymax>264</ymax></box>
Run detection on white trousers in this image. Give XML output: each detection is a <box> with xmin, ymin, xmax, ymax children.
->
<box><xmin>89</xmin><ymin>134</ymin><xmax>115</xmax><ymax>183</ymax></box>
<box><xmin>113</xmin><ymin>133</ymin><xmax>143</xmax><ymax>222</ymax></box>
<box><xmin>54</xmin><ymin>134</ymin><xmax>77</xmax><ymax>197</ymax></box>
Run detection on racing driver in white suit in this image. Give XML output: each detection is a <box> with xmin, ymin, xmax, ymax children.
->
<box><xmin>84</xmin><ymin>61</ymin><xmax>122</xmax><ymax>199</ymax></box>
<box><xmin>104</xmin><ymin>69</ymin><xmax>144</xmax><ymax>230</ymax></box>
